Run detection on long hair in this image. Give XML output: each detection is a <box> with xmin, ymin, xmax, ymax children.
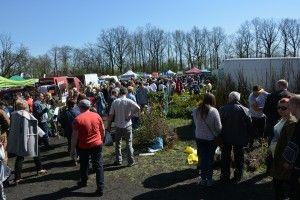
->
<box><xmin>198</xmin><ymin>93</ymin><xmax>216</xmax><ymax>118</ymax></box>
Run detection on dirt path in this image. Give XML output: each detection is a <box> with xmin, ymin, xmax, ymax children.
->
<box><xmin>5</xmin><ymin>138</ymin><xmax>274</xmax><ymax>200</ymax></box>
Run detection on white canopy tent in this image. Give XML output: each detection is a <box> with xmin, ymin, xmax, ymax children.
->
<box><xmin>120</xmin><ymin>70</ymin><xmax>138</xmax><ymax>81</ymax></box>
<box><xmin>166</xmin><ymin>70</ymin><xmax>176</xmax><ymax>76</ymax></box>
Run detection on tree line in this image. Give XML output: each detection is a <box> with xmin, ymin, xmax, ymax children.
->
<box><xmin>1</xmin><ymin>17</ymin><xmax>300</xmax><ymax>78</ymax></box>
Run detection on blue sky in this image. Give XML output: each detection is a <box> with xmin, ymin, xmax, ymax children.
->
<box><xmin>0</xmin><ymin>0</ymin><xmax>299</xmax><ymax>56</ymax></box>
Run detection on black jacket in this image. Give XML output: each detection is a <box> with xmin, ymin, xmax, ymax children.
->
<box><xmin>263</xmin><ymin>90</ymin><xmax>290</xmax><ymax>125</ymax></box>
<box><xmin>219</xmin><ymin>101</ymin><xmax>252</xmax><ymax>146</ymax></box>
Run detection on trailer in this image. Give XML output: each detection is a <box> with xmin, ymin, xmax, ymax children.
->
<box><xmin>219</xmin><ymin>57</ymin><xmax>300</xmax><ymax>92</ymax></box>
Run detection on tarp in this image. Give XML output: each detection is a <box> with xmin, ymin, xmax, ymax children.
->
<box><xmin>0</xmin><ymin>76</ymin><xmax>38</xmax><ymax>89</ymax></box>
<box><xmin>9</xmin><ymin>75</ymin><xmax>25</xmax><ymax>81</ymax></box>
<box><xmin>185</xmin><ymin>67</ymin><xmax>201</xmax><ymax>74</ymax></box>
<box><xmin>166</xmin><ymin>70</ymin><xmax>176</xmax><ymax>75</ymax></box>
<box><xmin>121</xmin><ymin>70</ymin><xmax>138</xmax><ymax>77</ymax></box>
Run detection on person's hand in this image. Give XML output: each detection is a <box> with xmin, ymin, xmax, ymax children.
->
<box><xmin>70</xmin><ymin>148</ymin><xmax>76</xmax><ymax>158</ymax></box>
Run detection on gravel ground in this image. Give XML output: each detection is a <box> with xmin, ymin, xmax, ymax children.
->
<box><xmin>5</xmin><ymin>137</ymin><xmax>274</xmax><ymax>200</ymax></box>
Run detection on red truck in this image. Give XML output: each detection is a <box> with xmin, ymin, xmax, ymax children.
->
<box><xmin>37</xmin><ymin>76</ymin><xmax>82</xmax><ymax>94</ymax></box>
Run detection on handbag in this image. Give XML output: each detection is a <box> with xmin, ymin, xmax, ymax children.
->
<box><xmin>201</xmin><ymin>115</ymin><xmax>223</xmax><ymax>147</ymax></box>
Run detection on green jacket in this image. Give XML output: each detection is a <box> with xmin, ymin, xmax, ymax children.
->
<box><xmin>272</xmin><ymin>117</ymin><xmax>297</xmax><ymax>180</ymax></box>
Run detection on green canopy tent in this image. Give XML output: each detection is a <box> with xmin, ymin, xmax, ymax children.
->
<box><xmin>9</xmin><ymin>75</ymin><xmax>25</xmax><ymax>81</ymax></box>
<box><xmin>0</xmin><ymin>76</ymin><xmax>38</xmax><ymax>89</ymax></box>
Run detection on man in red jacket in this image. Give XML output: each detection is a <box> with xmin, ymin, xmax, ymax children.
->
<box><xmin>71</xmin><ymin>99</ymin><xmax>105</xmax><ymax>196</ymax></box>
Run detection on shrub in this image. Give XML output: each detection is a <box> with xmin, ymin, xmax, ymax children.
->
<box><xmin>167</xmin><ymin>92</ymin><xmax>203</xmax><ymax>119</ymax></box>
<box><xmin>134</xmin><ymin>100</ymin><xmax>177</xmax><ymax>151</ymax></box>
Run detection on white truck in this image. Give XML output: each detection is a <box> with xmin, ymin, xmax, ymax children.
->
<box><xmin>218</xmin><ymin>57</ymin><xmax>300</xmax><ymax>91</ymax></box>
<box><xmin>83</xmin><ymin>73</ymin><xmax>99</xmax><ymax>86</ymax></box>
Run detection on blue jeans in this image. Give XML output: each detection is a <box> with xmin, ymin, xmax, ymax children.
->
<box><xmin>196</xmin><ymin>139</ymin><xmax>216</xmax><ymax>181</ymax></box>
<box><xmin>78</xmin><ymin>145</ymin><xmax>104</xmax><ymax>191</ymax></box>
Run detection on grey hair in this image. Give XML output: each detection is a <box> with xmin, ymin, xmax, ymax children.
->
<box><xmin>229</xmin><ymin>91</ymin><xmax>241</xmax><ymax>102</ymax></box>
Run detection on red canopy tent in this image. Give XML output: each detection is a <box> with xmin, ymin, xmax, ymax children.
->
<box><xmin>185</xmin><ymin>67</ymin><xmax>201</xmax><ymax>75</ymax></box>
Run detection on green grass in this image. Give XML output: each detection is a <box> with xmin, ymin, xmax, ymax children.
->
<box><xmin>102</xmin><ymin>118</ymin><xmax>196</xmax><ymax>183</ymax></box>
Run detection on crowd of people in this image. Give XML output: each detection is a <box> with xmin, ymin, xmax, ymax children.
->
<box><xmin>0</xmin><ymin>74</ymin><xmax>299</xmax><ymax>199</ymax></box>
<box><xmin>192</xmin><ymin>79</ymin><xmax>300</xmax><ymax>199</ymax></box>
<box><xmin>0</xmin><ymin>75</ymin><xmax>209</xmax><ymax>199</ymax></box>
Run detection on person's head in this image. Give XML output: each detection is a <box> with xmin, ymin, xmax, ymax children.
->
<box><xmin>78</xmin><ymin>99</ymin><xmax>91</xmax><ymax>113</ymax></box>
<box><xmin>45</xmin><ymin>92</ymin><xmax>52</xmax><ymax>101</ymax></box>
<box><xmin>111</xmin><ymin>89</ymin><xmax>118</xmax><ymax>97</ymax></box>
<box><xmin>66</xmin><ymin>98</ymin><xmax>76</xmax><ymax>108</ymax></box>
<box><xmin>128</xmin><ymin>86</ymin><xmax>134</xmax><ymax>93</ymax></box>
<box><xmin>199</xmin><ymin>93</ymin><xmax>216</xmax><ymax>118</ymax></box>
<box><xmin>115</xmin><ymin>82</ymin><xmax>121</xmax><ymax>88</ymax></box>
<box><xmin>37</xmin><ymin>93</ymin><xmax>44</xmax><ymax>101</ymax></box>
<box><xmin>276</xmin><ymin>79</ymin><xmax>288</xmax><ymax>91</ymax></box>
<box><xmin>252</xmin><ymin>85</ymin><xmax>262</xmax><ymax>97</ymax></box>
<box><xmin>0</xmin><ymin>101</ymin><xmax>6</xmax><ymax>109</ymax></box>
<box><xmin>289</xmin><ymin>94</ymin><xmax>300</xmax><ymax>119</ymax></box>
<box><xmin>24</xmin><ymin>92</ymin><xmax>31</xmax><ymax>99</ymax></box>
<box><xmin>277</xmin><ymin>98</ymin><xmax>291</xmax><ymax>119</ymax></box>
<box><xmin>119</xmin><ymin>87</ymin><xmax>128</xmax><ymax>96</ymax></box>
<box><xmin>228</xmin><ymin>91</ymin><xmax>241</xmax><ymax>103</ymax></box>
<box><xmin>77</xmin><ymin>93</ymin><xmax>87</xmax><ymax>103</ymax></box>
<box><xmin>15</xmin><ymin>100</ymin><xmax>28</xmax><ymax>111</ymax></box>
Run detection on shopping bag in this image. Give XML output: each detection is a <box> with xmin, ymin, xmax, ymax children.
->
<box><xmin>104</xmin><ymin>131</ymin><xmax>113</xmax><ymax>146</ymax></box>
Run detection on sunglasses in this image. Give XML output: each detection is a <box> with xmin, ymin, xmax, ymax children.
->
<box><xmin>277</xmin><ymin>106</ymin><xmax>288</xmax><ymax>111</ymax></box>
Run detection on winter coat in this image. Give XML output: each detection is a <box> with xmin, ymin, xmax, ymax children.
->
<box><xmin>219</xmin><ymin>101</ymin><xmax>252</xmax><ymax>146</ymax></box>
<box><xmin>8</xmin><ymin>110</ymin><xmax>45</xmax><ymax>157</ymax></box>
<box><xmin>272</xmin><ymin>117</ymin><xmax>297</xmax><ymax>180</ymax></box>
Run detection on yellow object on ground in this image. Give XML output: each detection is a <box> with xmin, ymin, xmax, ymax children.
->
<box><xmin>184</xmin><ymin>146</ymin><xmax>200</xmax><ymax>165</ymax></box>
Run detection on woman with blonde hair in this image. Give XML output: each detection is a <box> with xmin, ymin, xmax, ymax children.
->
<box><xmin>8</xmin><ymin>100</ymin><xmax>47</xmax><ymax>184</ymax></box>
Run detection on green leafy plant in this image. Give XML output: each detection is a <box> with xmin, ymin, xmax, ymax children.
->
<box><xmin>167</xmin><ymin>92</ymin><xmax>203</xmax><ymax>119</ymax></box>
<box><xmin>134</xmin><ymin>107</ymin><xmax>177</xmax><ymax>151</ymax></box>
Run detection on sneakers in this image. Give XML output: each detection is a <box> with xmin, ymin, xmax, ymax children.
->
<box><xmin>127</xmin><ymin>162</ymin><xmax>137</xmax><ymax>167</ymax></box>
<box><xmin>95</xmin><ymin>188</ymin><xmax>103</xmax><ymax>197</ymax></box>
<box><xmin>113</xmin><ymin>161</ymin><xmax>122</xmax><ymax>166</ymax></box>
<box><xmin>37</xmin><ymin>169</ymin><xmax>48</xmax><ymax>176</ymax></box>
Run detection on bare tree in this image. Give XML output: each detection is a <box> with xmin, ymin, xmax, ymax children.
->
<box><xmin>0</xmin><ymin>34</ymin><xmax>28</xmax><ymax>77</ymax></box>
<box><xmin>185</xmin><ymin>33</ymin><xmax>193</xmax><ymax>68</ymax></box>
<box><xmin>172</xmin><ymin>30</ymin><xmax>185</xmax><ymax>70</ymax></box>
<box><xmin>111</xmin><ymin>26</ymin><xmax>130</xmax><ymax>73</ymax></box>
<box><xmin>234</xmin><ymin>21</ymin><xmax>253</xmax><ymax>58</ymax></box>
<box><xmin>58</xmin><ymin>45</ymin><xmax>72</xmax><ymax>75</ymax></box>
<box><xmin>30</xmin><ymin>54</ymin><xmax>52</xmax><ymax>77</ymax></box>
<box><xmin>259</xmin><ymin>19</ymin><xmax>279</xmax><ymax>57</ymax></box>
<box><xmin>49</xmin><ymin>47</ymin><xmax>60</xmax><ymax>76</ymax></box>
<box><xmin>145</xmin><ymin>25</ymin><xmax>165</xmax><ymax>72</ymax></box>
<box><xmin>98</xmin><ymin>29</ymin><xmax>115</xmax><ymax>74</ymax></box>
<box><xmin>210</xmin><ymin>27</ymin><xmax>225</xmax><ymax>68</ymax></box>
<box><xmin>279</xmin><ymin>18</ymin><xmax>292</xmax><ymax>57</ymax></box>
<box><xmin>252</xmin><ymin>18</ymin><xmax>263</xmax><ymax>57</ymax></box>
<box><xmin>287</xmin><ymin>19</ymin><xmax>300</xmax><ymax>57</ymax></box>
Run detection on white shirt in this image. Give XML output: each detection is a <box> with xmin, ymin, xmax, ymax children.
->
<box><xmin>109</xmin><ymin>96</ymin><xmax>140</xmax><ymax>128</ymax></box>
<box><xmin>149</xmin><ymin>83</ymin><xmax>157</xmax><ymax>92</ymax></box>
<box><xmin>269</xmin><ymin>118</ymin><xmax>286</xmax><ymax>156</ymax></box>
<box><xmin>248</xmin><ymin>92</ymin><xmax>267</xmax><ymax>118</ymax></box>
